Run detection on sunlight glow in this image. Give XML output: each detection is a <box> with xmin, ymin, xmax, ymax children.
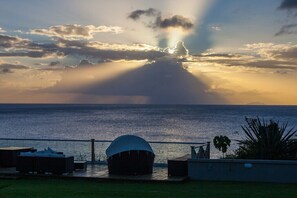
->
<box><xmin>188</xmin><ymin>62</ymin><xmax>297</xmax><ymax>105</ymax></box>
<box><xmin>167</xmin><ymin>29</ymin><xmax>191</xmax><ymax>48</ymax></box>
<box><xmin>165</xmin><ymin>0</ymin><xmax>215</xmax><ymax>47</ymax></box>
<box><xmin>56</xmin><ymin>61</ymin><xmax>145</xmax><ymax>91</ymax></box>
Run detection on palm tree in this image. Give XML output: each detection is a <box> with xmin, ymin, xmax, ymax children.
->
<box><xmin>236</xmin><ymin>117</ymin><xmax>297</xmax><ymax>160</ymax></box>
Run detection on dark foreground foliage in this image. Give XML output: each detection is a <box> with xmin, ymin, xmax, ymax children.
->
<box><xmin>236</xmin><ymin>117</ymin><xmax>297</xmax><ymax>160</ymax></box>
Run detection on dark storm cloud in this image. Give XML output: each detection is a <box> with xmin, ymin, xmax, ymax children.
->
<box><xmin>279</xmin><ymin>0</ymin><xmax>297</xmax><ymax>10</ymax></box>
<box><xmin>275</xmin><ymin>24</ymin><xmax>297</xmax><ymax>36</ymax></box>
<box><xmin>128</xmin><ymin>8</ymin><xmax>160</xmax><ymax>20</ymax></box>
<box><xmin>128</xmin><ymin>8</ymin><xmax>194</xmax><ymax>31</ymax></box>
<box><xmin>156</xmin><ymin>15</ymin><xmax>194</xmax><ymax>30</ymax></box>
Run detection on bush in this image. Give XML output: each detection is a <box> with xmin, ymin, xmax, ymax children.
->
<box><xmin>235</xmin><ymin>117</ymin><xmax>297</xmax><ymax>160</ymax></box>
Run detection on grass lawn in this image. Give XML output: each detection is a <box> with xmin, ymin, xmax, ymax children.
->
<box><xmin>0</xmin><ymin>178</ymin><xmax>296</xmax><ymax>198</ymax></box>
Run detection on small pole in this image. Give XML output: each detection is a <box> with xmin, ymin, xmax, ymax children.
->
<box><xmin>91</xmin><ymin>139</ymin><xmax>95</xmax><ymax>164</ymax></box>
<box><xmin>206</xmin><ymin>141</ymin><xmax>210</xmax><ymax>159</ymax></box>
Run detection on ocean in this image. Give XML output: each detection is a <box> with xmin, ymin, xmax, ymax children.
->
<box><xmin>0</xmin><ymin>104</ymin><xmax>296</xmax><ymax>160</ymax></box>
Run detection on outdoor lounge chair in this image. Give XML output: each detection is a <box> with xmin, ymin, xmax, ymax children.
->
<box><xmin>106</xmin><ymin>135</ymin><xmax>155</xmax><ymax>175</ymax></box>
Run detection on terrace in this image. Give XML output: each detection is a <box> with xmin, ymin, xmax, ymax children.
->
<box><xmin>0</xmin><ymin>138</ymin><xmax>208</xmax><ymax>182</ymax></box>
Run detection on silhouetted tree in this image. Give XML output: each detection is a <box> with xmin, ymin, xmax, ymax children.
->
<box><xmin>213</xmin><ymin>135</ymin><xmax>231</xmax><ymax>158</ymax></box>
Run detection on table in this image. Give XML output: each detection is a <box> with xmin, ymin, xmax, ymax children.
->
<box><xmin>74</xmin><ymin>161</ymin><xmax>87</xmax><ymax>171</ymax></box>
<box><xmin>0</xmin><ymin>147</ymin><xmax>34</xmax><ymax>167</ymax></box>
<box><xmin>167</xmin><ymin>155</ymin><xmax>190</xmax><ymax>177</ymax></box>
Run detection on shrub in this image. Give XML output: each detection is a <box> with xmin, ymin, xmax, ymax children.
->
<box><xmin>235</xmin><ymin>117</ymin><xmax>297</xmax><ymax>160</ymax></box>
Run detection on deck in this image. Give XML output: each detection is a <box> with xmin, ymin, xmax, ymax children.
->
<box><xmin>0</xmin><ymin>164</ymin><xmax>188</xmax><ymax>183</ymax></box>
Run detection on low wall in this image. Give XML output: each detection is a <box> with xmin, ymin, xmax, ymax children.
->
<box><xmin>188</xmin><ymin>159</ymin><xmax>297</xmax><ymax>183</ymax></box>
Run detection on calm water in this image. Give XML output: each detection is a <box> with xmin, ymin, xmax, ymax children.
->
<box><xmin>0</xmin><ymin>105</ymin><xmax>297</xmax><ymax>160</ymax></box>
<box><xmin>0</xmin><ymin>104</ymin><xmax>296</xmax><ymax>160</ymax></box>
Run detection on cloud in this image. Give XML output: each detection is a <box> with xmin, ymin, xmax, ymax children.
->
<box><xmin>197</xmin><ymin>53</ymin><xmax>239</xmax><ymax>58</ymax></box>
<box><xmin>0</xmin><ymin>63</ymin><xmax>29</xmax><ymax>74</ymax></box>
<box><xmin>210</xmin><ymin>25</ymin><xmax>221</xmax><ymax>31</ymax></box>
<box><xmin>0</xmin><ymin>34</ymin><xmax>30</xmax><ymax>49</ymax></box>
<box><xmin>279</xmin><ymin>0</ymin><xmax>297</xmax><ymax>10</ymax></box>
<box><xmin>49</xmin><ymin>61</ymin><xmax>61</xmax><ymax>66</ymax></box>
<box><xmin>0</xmin><ymin>28</ymin><xmax>5</xmax><ymax>33</ymax></box>
<box><xmin>128</xmin><ymin>8</ymin><xmax>194</xmax><ymax>31</ymax></box>
<box><xmin>275</xmin><ymin>24</ymin><xmax>297</xmax><ymax>36</ymax></box>
<box><xmin>0</xmin><ymin>63</ymin><xmax>29</xmax><ymax>70</ymax></box>
<box><xmin>192</xmin><ymin>43</ymin><xmax>297</xmax><ymax>73</ymax></box>
<box><xmin>173</xmin><ymin>41</ymin><xmax>188</xmax><ymax>57</ymax></box>
<box><xmin>275</xmin><ymin>46</ymin><xmax>297</xmax><ymax>60</ymax></box>
<box><xmin>277</xmin><ymin>1</ymin><xmax>297</xmax><ymax>36</ymax></box>
<box><xmin>198</xmin><ymin>56</ymin><xmax>297</xmax><ymax>70</ymax></box>
<box><xmin>0</xmin><ymin>33</ymin><xmax>166</xmax><ymax>60</ymax></box>
<box><xmin>30</xmin><ymin>24</ymin><xmax>123</xmax><ymax>40</ymax></box>
<box><xmin>0</xmin><ymin>68</ymin><xmax>12</xmax><ymax>74</ymax></box>
<box><xmin>274</xmin><ymin>70</ymin><xmax>289</xmax><ymax>75</ymax></box>
<box><xmin>0</xmin><ymin>52</ymin><xmax>61</xmax><ymax>58</ymax></box>
<box><xmin>156</xmin><ymin>15</ymin><xmax>194</xmax><ymax>30</ymax></box>
<box><xmin>0</xmin><ymin>34</ymin><xmax>62</xmax><ymax>58</ymax></box>
<box><xmin>85</xmin><ymin>41</ymin><xmax>159</xmax><ymax>51</ymax></box>
<box><xmin>56</xmin><ymin>39</ymin><xmax>166</xmax><ymax>60</ymax></box>
<box><xmin>78</xmin><ymin>59</ymin><xmax>93</xmax><ymax>67</ymax></box>
<box><xmin>243</xmin><ymin>42</ymin><xmax>297</xmax><ymax>61</ymax></box>
<box><xmin>128</xmin><ymin>8</ymin><xmax>160</xmax><ymax>20</ymax></box>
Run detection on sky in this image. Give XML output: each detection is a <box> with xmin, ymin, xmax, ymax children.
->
<box><xmin>0</xmin><ymin>0</ymin><xmax>297</xmax><ymax>105</ymax></box>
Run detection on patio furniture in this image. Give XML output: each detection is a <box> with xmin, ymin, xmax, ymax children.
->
<box><xmin>168</xmin><ymin>155</ymin><xmax>189</xmax><ymax>177</ymax></box>
<box><xmin>16</xmin><ymin>148</ymin><xmax>74</xmax><ymax>174</ymax></box>
<box><xmin>74</xmin><ymin>161</ymin><xmax>87</xmax><ymax>171</ymax></box>
<box><xmin>0</xmin><ymin>147</ymin><xmax>34</xmax><ymax>167</ymax></box>
<box><xmin>106</xmin><ymin>135</ymin><xmax>155</xmax><ymax>175</ymax></box>
<box><xmin>191</xmin><ymin>143</ymin><xmax>210</xmax><ymax>159</ymax></box>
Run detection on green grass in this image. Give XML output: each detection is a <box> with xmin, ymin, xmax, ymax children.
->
<box><xmin>0</xmin><ymin>178</ymin><xmax>296</xmax><ymax>198</ymax></box>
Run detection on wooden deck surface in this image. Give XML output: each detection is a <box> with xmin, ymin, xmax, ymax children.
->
<box><xmin>0</xmin><ymin>164</ymin><xmax>188</xmax><ymax>183</ymax></box>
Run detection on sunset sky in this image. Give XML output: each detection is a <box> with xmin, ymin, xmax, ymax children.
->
<box><xmin>1</xmin><ymin>0</ymin><xmax>297</xmax><ymax>104</ymax></box>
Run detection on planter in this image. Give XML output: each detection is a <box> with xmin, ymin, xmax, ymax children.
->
<box><xmin>188</xmin><ymin>158</ymin><xmax>297</xmax><ymax>183</ymax></box>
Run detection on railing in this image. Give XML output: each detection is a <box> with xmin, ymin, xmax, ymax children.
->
<box><xmin>0</xmin><ymin>138</ymin><xmax>210</xmax><ymax>164</ymax></box>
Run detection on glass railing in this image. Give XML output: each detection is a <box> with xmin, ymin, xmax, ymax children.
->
<box><xmin>0</xmin><ymin>138</ymin><xmax>210</xmax><ymax>164</ymax></box>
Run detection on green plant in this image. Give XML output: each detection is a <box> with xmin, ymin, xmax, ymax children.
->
<box><xmin>235</xmin><ymin>117</ymin><xmax>297</xmax><ymax>160</ymax></box>
<box><xmin>213</xmin><ymin>135</ymin><xmax>231</xmax><ymax>158</ymax></box>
